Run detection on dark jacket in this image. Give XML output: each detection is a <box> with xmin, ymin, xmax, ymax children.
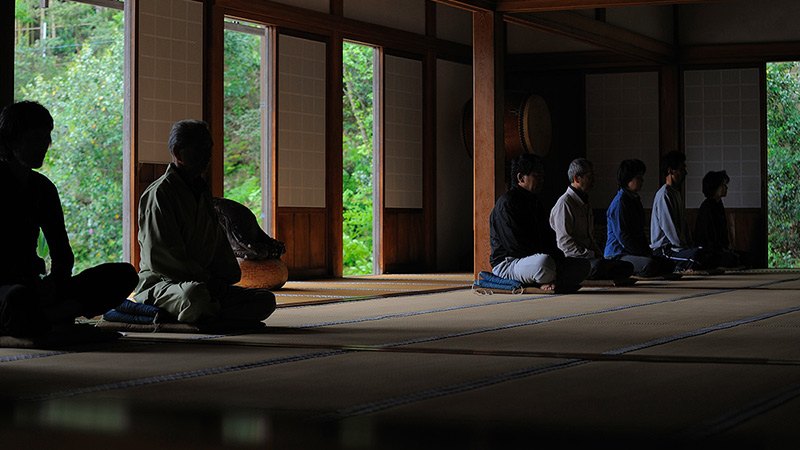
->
<box><xmin>694</xmin><ymin>198</ymin><xmax>729</xmax><ymax>250</ymax></box>
<box><xmin>490</xmin><ymin>184</ymin><xmax>563</xmax><ymax>268</ymax></box>
<box><xmin>0</xmin><ymin>161</ymin><xmax>74</xmax><ymax>286</ymax></box>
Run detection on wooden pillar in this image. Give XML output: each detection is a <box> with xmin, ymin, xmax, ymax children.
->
<box><xmin>327</xmin><ymin>32</ymin><xmax>344</xmax><ymax>277</ymax></box>
<box><xmin>205</xmin><ymin>0</ymin><xmax>225</xmax><ymax>197</ymax></box>
<box><xmin>472</xmin><ymin>11</ymin><xmax>504</xmax><ymax>278</ymax></box>
<box><xmin>1</xmin><ymin>1</ymin><xmax>14</xmax><ymax>108</ymax></box>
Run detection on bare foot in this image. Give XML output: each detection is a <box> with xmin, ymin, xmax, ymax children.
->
<box><xmin>540</xmin><ymin>283</ymin><xmax>556</xmax><ymax>291</ymax></box>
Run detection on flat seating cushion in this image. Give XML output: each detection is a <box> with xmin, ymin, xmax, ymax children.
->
<box><xmin>96</xmin><ymin>319</ymin><xmax>266</xmax><ymax>334</ymax></box>
<box><xmin>0</xmin><ymin>324</ymin><xmax>120</xmax><ymax>349</ymax></box>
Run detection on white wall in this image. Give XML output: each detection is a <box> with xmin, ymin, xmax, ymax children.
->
<box><xmin>436</xmin><ymin>59</ymin><xmax>473</xmax><ymax>271</ymax></box>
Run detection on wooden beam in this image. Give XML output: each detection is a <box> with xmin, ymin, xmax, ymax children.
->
<box><xmin>0</xmin><ymin>0</ymin><xmax>13</xmax><ymax>109</ymax></box>
<box><xmin>505</xmin><ymin>10</ymin><xmax>675</xmax><ymax>63</ymax></box>
<box><xmin>680</xmin><ymin>42</ymin><xmax>800</xmax><ymax>64</ymax></box>
<box><xmin>431</xmin><ymin>0</ymin><xmax>496</xmax><ymax>12</ymax></box>
<box><xmin>496</xmin><ymin>0</ymin><xmax>735</xmax><ymax>13</ymax></box>
<box><xmin>219</xmin><ymin>0</ymin><xmax>471</xmax><ymax>63</ymax></box>
<box><xmin>472</xmin><ymin>10</ymin><xmax>505</xmax><ymax>279</ymax></box>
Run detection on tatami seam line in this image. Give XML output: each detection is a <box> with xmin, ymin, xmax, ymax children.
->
<box><xmin>19</xmin><ymin>287</ymin><xmax>733</xmax><ymax>402</ymax></box>
<box><xmin>319</xmin><ymin>305</ymin><xmax>800</xmax><ymax>425</ymax></box>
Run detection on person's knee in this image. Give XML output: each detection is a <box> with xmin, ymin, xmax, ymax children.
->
<box><xmin>253</xmin><ymin>289</ymin><xmax>277</xmax><ymax>320</ymax></box>
<box><xmin>160</xmin><ymin>282</ymin><xmax>220</xmax><ymax>323</ymax></box>
<box><xmin>523</xmin><ymin>256</ymin><xmax>557</xmax><ymax>285</ymax></box>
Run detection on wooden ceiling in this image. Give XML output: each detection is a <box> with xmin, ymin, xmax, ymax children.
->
<box><xmin>434</xmin><ymin>0</ymin><xmax>737</xmax><ymax>12</ymax></box>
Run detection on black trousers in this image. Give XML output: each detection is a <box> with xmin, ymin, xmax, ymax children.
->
<box><xmin>0</xmin><ymin>262</ymin><xmax>137</xmax><ymax>337</ymax></box>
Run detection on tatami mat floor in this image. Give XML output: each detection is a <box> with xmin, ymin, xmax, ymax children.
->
<box><xmin>2</xmin><ymin>270</ymin><xmax>799</xmax><ymax>448</ymax></box>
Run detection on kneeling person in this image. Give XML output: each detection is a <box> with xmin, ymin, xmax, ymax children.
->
<box><xmin>134</xmin><ymin>120</ymin><xmax>276</xmax><ymax>324</ymax></box>
<box><xmin>550</xmin><ymin>158</ymin><xmax>633</xmax><ymax>281</ymax></box>
<box><xmin>490</xmin><ymin>153</ymin><xmax>590</xmax><ymax>293</ymax></box>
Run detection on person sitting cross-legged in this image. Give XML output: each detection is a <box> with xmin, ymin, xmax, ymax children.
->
<box><xmin>0</xmin><ymin>101</ymin><xmax>137</xmax><ymax>337</ymax></box>
<box><xmin>604</xmin><ymin>159</ymin><xmax>674</xmax><ymax>278</ymax></box>
<box><xmin>694</xmin><ymin>170</ymin><xmax>748</xmax><ymax>269</ymax></box>
<box><xmin>490</xmin><ymin>153</ymin><xmax>590</xmax><ymax>293</ymax></box>
<box><xmin>650</xmin><ymin>151</ymin><xmax>719</xmax><ymax>272</ymax></box>
<box><xmin>133</xmin><ymin>120</ymin><xmax>276</xmax><ymax>325</ymax></box>
<box><xmin>549</xmin><ymin>158</ymin><xmax>633</xmax><ymax>282</ymax></box>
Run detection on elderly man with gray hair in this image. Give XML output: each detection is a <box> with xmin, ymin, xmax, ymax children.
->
<box><xmin>549</xmin><ymin>158</ymin><xmax>633</xmax><ymax>282</ymax></box>
<box><xmin>133</xmin><ymin>120</ymin><xmax>276</xmax><ymax>326</ymax></box>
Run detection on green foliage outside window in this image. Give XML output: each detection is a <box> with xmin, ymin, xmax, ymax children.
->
<box><xmin>342</xmin><ymin>43</ymin><xmax>374</xmax><ymax>275</ymax></box>
<box><xmin>223</xmin><ymin>28</ymin><xmax>263</xmax><ymax>221</ymax></box>
<box><xmin>766</xmin><ymin>62</ymin><xmax>800</xmax><ymax>268</ymax></box>
<box><xmin>14</xmin><ymin>0</ymin><xmax>124</xmax><ymax>274</ymax></box>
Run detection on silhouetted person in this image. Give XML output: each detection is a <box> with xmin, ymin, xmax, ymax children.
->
<box><xmin>695</xmin><ymin>170</ymin><xmax>747</xmax><ymax>268</ymax></box>
<box><xmin>133</xmin><ymin>119</ymin><xmax>276</xmax><ymax>324</ymax></box>
<box><xmin>550</xmin><ymin>158</ymin><xmax>633</xmax><ymax>281</ymax></box>
<box><xmin>651</xmin><ymin>151</ymin><xmax>717</xmax><ymax>271</ymax></box>
<box><xmin>0</xmin><ymin>101</ymin><xmax>137</xmax><ymax>337</ymax></box>
<box><xmin>490</xmin><ymin>153</ymin><xmax>590</xmax><ymax>293</ymax></box>
<box><xmin>605</xmin><ymin>159</ymin><xmax>674</xmax><ymax>277</ymax></box>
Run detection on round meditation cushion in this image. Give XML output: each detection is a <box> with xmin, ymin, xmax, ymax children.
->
<box><xmin>236</xmin><ymin>258</ymin><xmax>288</xmax><ymax>290</ymax></box>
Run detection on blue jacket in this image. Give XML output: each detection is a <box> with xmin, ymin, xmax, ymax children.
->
<box><xmin>605</xmin><ymin>188</ymin><xmax>652</xmax><ymax>258</ymax></box>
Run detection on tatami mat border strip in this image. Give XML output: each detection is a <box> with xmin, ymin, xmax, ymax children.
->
<box><xmin>321</xmin><ymin>304</ymin><xmax>800</xmax><ymax>425</ymax></box>
<box><xmin>318</xmin><ymin>359</ymin><xmax>589</xmax><ymax>421</ymax></box>
<box><xmin>0</xmin><ymin>351</ymin><xmax>71</xmax><ymax>363</ymax></box>
<box><xmin>19</xmin><ymin>290</ymin><xmax>796</xmax><ymax>408</ymax></box>
<box><xmin>23</xmin><ymin>350</ymin><xmax>349</xmax><ymax>402</ymax></box>
<box><xmin>277</xmin><ymin>286</ymin><xmax>473</xmax><ymax>308</ymax></box>
<box><xmin>675</xmin><ymin>380</ymin><xmax>800</xmax><ymax>440</ymax></box>
<box><xmin>376</xmin><ymin>289</ymin><xmax>734</xmax><ymax>348</ymax></box>
<box><xmin>284</xmin><ymin>282</ymin><xmax>471</xmax><ymax>287</ymax></box>
<box><xmin>291</xmin><ymin>293</ymin><xmax>560</xmax><ymax>329</ymax></box>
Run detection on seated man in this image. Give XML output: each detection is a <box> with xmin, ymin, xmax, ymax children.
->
<box><xmin>490</xmin><ymin>153</ymin><xmax>590</xmax><ymax>293</ymax></box>
<box><xmin>695</xmin><ymin>170</ymin><xmax>746</xmax><ymax>268</ymax></box>
<box><xmin>0</xmin><ymin>101</ymin><xmax>137</xmax><ymax>337</ymax></box>
<box><xmin>133</xmin><ymin>120</ymin><xmax>276</xmax><ymax>324</ymax></box>
<box><xmin>605</xmin><ymin>159</ymin><xmax>674</xmax><ymax>278</ymax></box>
<box><xmin>550</xmin><ymin>158</ymin><xmax>633</xmax><ymax>281</ymax></box>
<box><xmin>650</xmin><ymin>151</ymin><xmax>717</xmax><ymax>271</ymax></box>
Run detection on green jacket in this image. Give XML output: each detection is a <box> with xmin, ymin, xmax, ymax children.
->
<box><xmin>135</xmin><ymin>164</ymin><xmax>240</xmax><ymax>294</ymax></box>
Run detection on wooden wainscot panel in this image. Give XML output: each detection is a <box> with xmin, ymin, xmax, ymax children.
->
<box><xmin>383</xmin><ymin>208</ymin><xmax>426</xmax><ymax>273</ymax></box>
<box><xmin>275</xmin><ymin>208</ymin><xmax>329</xmax><ymax>279</ymax></box>
<box><xmin>686</xmin><ymin>208</ymin><xmax>766</xmax><ymax>267</ymax></box>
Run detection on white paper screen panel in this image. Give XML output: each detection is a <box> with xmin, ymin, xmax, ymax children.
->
<box><xmin>277</xmin><ymin>35</ymin><xmax>326</xmax><ymax>208</ymax></box>
<box><xmin>137</xmin><ymin>0</ymin><xmax>204</xmax><ymax>163</ymax></box>
<box><xmin>585</xmin><ymin>72</ymin><xmax>660</xmax><ymax>209</ymax></box>
<box><xmin>683</xmin><ymin>68</ymin><xmax>761</xmax><ymax>208</ymax></box>
<box><xmin>384</xmin><ymin>55</ymin><xmax>423</xmax><ymax>209</ymax></box>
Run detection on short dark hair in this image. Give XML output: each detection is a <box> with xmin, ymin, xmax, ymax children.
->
<box><xmin>168</xmin><ymin>119</ymin><xmax>212</xmax><ymax>154</ymax></box>
<box><xmin>702</xmin><ymin>170</ymin><xmax>730</xmax><ymax>198</ymax></box>
<box><xmin>0</xmin><ymin>101</ymin><xmax>54</xmax><ymax>162</ymax></box>
<box><xmin>617</xmin><ymin>159</ymin><xmax>646</xmax><ymax>188</ymax></box>
<box><xmin>661</xmin><ymin>150</ymin><xmax>686</xmax><ymax>178</ymax></box>
<box><xmin>510</xmin><ymin>153</ymin><xmax>544</xmax><ymax>185</ymax></box>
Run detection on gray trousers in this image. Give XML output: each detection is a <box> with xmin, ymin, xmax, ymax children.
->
<box><xmin>135</xmin><ymin>281</ymin><xmax>276</xmax><ymax>324</ymax></box>
<box><xmin>492</xmin><ymin>255</ymin><xmax>590</xmax><ymax>290</ymax></box>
